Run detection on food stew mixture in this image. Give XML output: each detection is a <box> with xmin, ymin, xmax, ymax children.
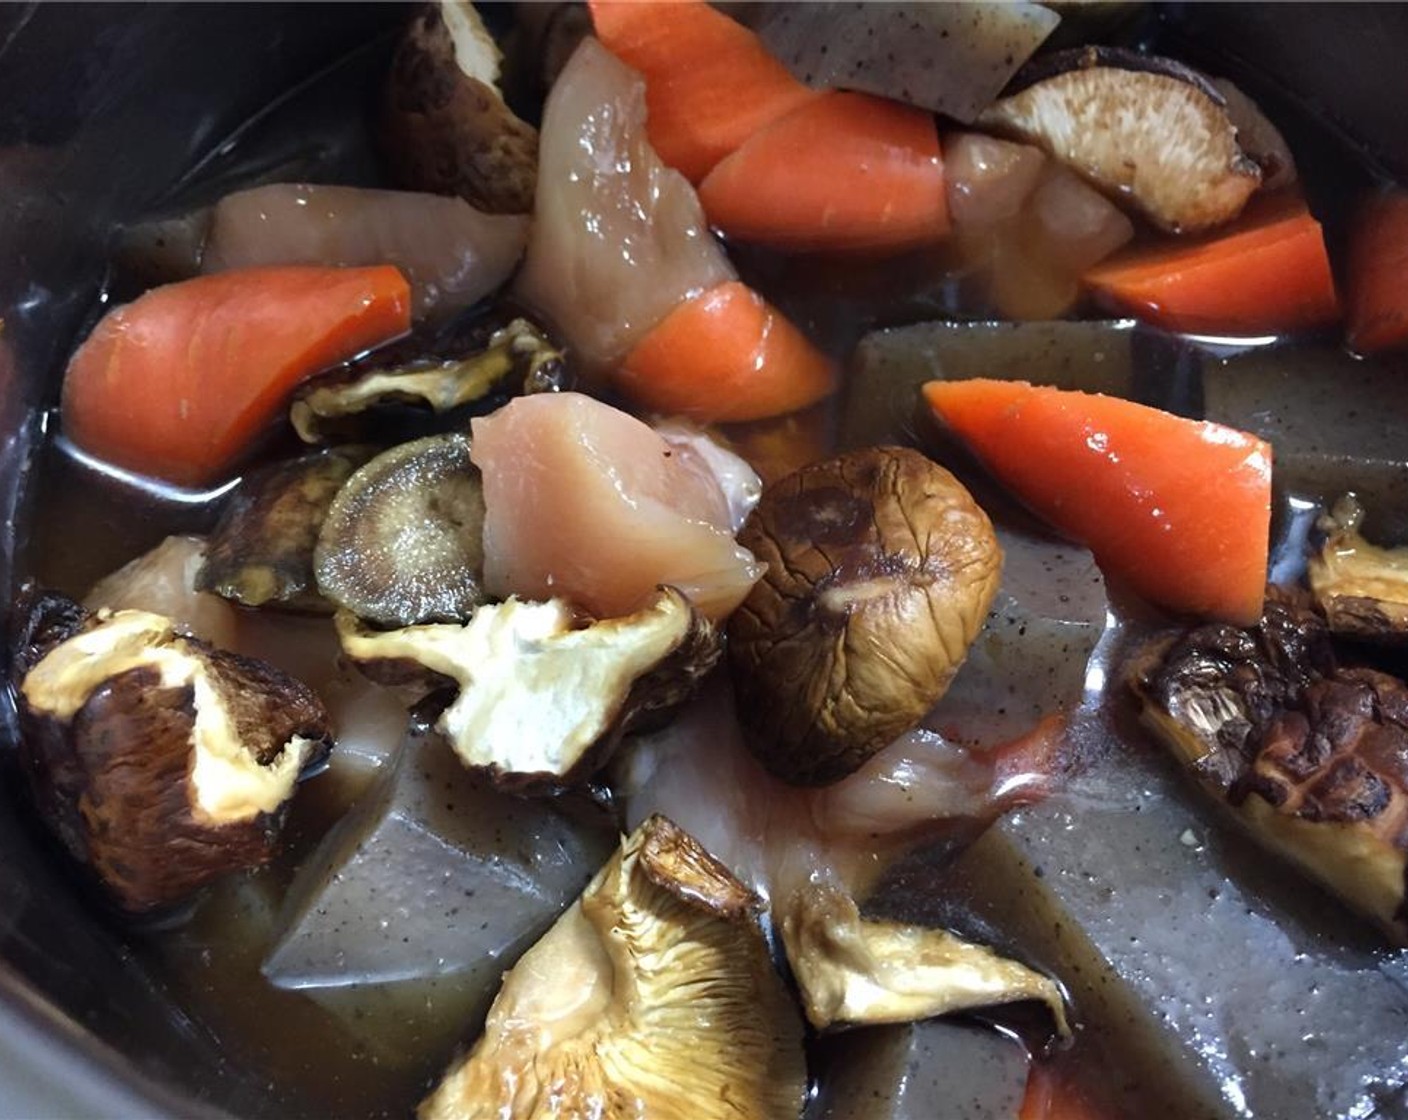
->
<box><xmin>12</xmin><ymin>3</ymin><xmax>1408</xmax><ymax>1118</ymax></box>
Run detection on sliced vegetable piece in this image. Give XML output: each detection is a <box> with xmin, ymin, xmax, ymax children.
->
<box><xmin>781</xmin><ymin>883</ymin><xmax>1069</xmax><ymax>1033</ymax></box>
<box><xmin>381</xmin><ymin>0</ymin><xmax>538</xmax><ymax>214</ymax></box>
<box><xmin>1345</xmin><ymin>188</ymin><xmax>1408</xmax><ymax>354</ymax></box>
<box><xmin>588</xmin><ymin>0</ymin><xmax>818</xmax><ymax>183</ymax></box>
<box><xmin>514</xmin><ymin>38</ymin><xmax>735</xmax><ymax>374</ymax></box>
<box><xmin>1019</xmin><ymin>1066</ymin><xmax>1107</xmax><ymax>1120</ymax></box>
<box><xmin>420</xmin><ymin>815</ymin><xmax>804</xmax><ymax>1120</ymax></box>
<box><xmin>62</xmin><ymin>265</ymin><xmax>412</xmax><ymax>487</ymax></box>
<box><xmin>698</xmin><ymin>91</ymin><xmax>950</xmax><ymax>252</ymax></box>
<box><xmin>944</xmin><ymin>132</ymin><xmax>1046</xmax><ymax>232</ymax></box>
<box><xmin>1083</xmin><ymin>197</ymin><xmax>1339</xmax><ymax>335</ymax></box>
<box><xmin>291</xmin><ymin>318</ymin><xmax>565</xmax><ymax>444</ymax></box>
<box><xmin>922</xmin><ymin>379</ymin><xmax>1272</xmax><ymax>624</ymax></box>
<box><xmin>471</xmin><ymin>392</ymin><xmax>763</xmax><ymax>622</ymax></box>
<box><xmin>201</xmin><ymin>184</ymin><xmax>528</xmax><ymax>320</ymax></box>
<box><xmin>337</xmin><ymin>587</ymin><xmax>719</xmax><ymax>791</ymax></box>
<box><xmin>615</xmin><ymin>280</ymin><xmax>835</xmax><ymax>422</ymax></box>
<box><xmin>977</xmin><ymin>47</ymin><xmax>1260</xmax><ymax>234</ymax></box>
<box><xmin>755</xmin><ymin>1</ymin><xmax>1059</xmax><ymax>123</ymax></box>
<box><xmin>314</xmin><ymin>434</ymin><xmax>486</xmax><ymax>628</ymax></box>
<box><xmin>198</xmin><ymin>445</ymin><xmax>375</xmax><ymax>613</ymax></box>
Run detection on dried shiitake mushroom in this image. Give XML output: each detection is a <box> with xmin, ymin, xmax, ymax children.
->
<box><xmin>337</xmin><ymin>587</ymin><xmax>720</xmax><ymax>791</ymax></box>
<box><xmin>1131</xmin><ymin>594</ymin><xmax>1408</xmax><ymax>943</ymax></box>
<box><xmin>197</xmin><ymin>445</ymin><xmax>376</xmax><ymax>613</ymax></box>
<box><xmin>10</xmin><ymin>588</ymin><xmax>332</xmax><ymax>914</ymax></box>
<box><xmin>290</xmin><ymin>318</ymin><xmax>566</xmax><ymax>445</ymax></box>
<box><xmin>780</xmin><ymin>883</ymin><xmax>1069</xmax><ymax>1034</ymax></box>
<box><xmin>728</xmin><ymin>446</ymin><xmax>1002</xmax><ymax>786</ymax></box>
<box><xmin>977</xmin><ymin>47</ymin><xmax>1262</xmax><ymax>234</ymax></box>
<box><xmin>1308</xmin><ymin>494</ymin><xmax>1408</xmax><ymax>643</ymax></box>
<box><xmin>419</xmin><ymin>814</ymin><xmax>806</xmax><ymax>1120</ymax></box>
<box><xmin>382</xmin><ymin>0</ymin><xmax>538</xmax><ymax>214</ymax></box>
<box><xmin>314</xmin><ymin>434</ymin><xmax>488</xmax><ymax>628</ymax></box>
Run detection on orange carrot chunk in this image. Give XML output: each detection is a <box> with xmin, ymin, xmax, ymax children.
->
<box><xmin>1083</xmin><ymin>198</ymin><xmax>1339</xmax><ymax>335</ymax></box>
<box><xmin>589</xmin><ymin>0</ymin><xmax>819</xmax><ymax>184</ymax></box>
<box><xmin>922</xmin><ymin>379</ymin><xmax>1272</xmax><ymax>625</ymax></box>
<box><xmin>1345</xmin><ymin>188</ymin><xmax>1408</xmax><ymax>354</ymax></box>
<box><xmin>1019</xmin><ymin>1065</ymin><xmax>1110</xmax><ymax>1120</ymax></box>
<box><xmin>697</xmin><ymin>90</ymin><xmax>951</xmax><ymax>253</ymax></box>
<box><xmin>63</xmin><ymin>265</ymin><xmax>411</xmax><ymax>487</ymax></box>
<box><xmin>615</xmin><ymin>280</ymin><xmax>835</xmax><ymax>423</ymax></box>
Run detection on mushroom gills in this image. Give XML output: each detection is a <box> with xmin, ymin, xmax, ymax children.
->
<box><xmin>291</xmin><ymin>318</ymin><xmax>566</xmax><ymax>445</ymax></box>
<box><xmin>314</xmin><ymin>433</ymin><xmax>487</xmax><ymax>628</ymax></box>
<box><xmin>1131</xmin><ymin>594</ymin><xmax>1408</xmax><ymax>942</ymax></box>
<box><xmin>1308</xmin><ymin>494</ymin><xmax>1408</xmax><ymax>643</ymax></box>
<box><xmin>780</xmin><ymin>882</ymin><xmax>1069</xmax><ymax>1034</ymax></box>
<box><xmin>976</xmin><ymin>47</ymin><xmax>1261</xmax><ymax>234</ymax></box>
<box><xmin>336</xmin><ymin>587</ymin><xmax>720</xmax><ymax>792</ymax></box>
<box><xmin>197</xmin><ymin>445</ymin><xmax>376</xmax><ymax>613</ymax></box>
<box><xmin>419</xmin><ymin>814</ymin><xmax>807</xmax><ymax>1120</ymax></box>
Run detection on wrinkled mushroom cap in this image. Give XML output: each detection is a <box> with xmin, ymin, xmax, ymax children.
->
<box><xmin>1132</xmin><ymin>599</ymin><xmax>1408</xmax><ymax>943</ymax></box>
<box><xmin>419</xmin><ymin>814</ymin><xmax>806</xmax><ymax>1120</ymax></box>
<box><xmin>13</xmin><ymin>592</ymin><xmax>331</xmax><ymax>912</ymax></box>
<box><xmin>728</xmin><ymin>447</ymin><xmax>1002</xmax><ymax>785</ymax></box>
<box><xmin>337</xmin><ymin>587</ymin><xmax>721</xmax><ymax>791</ymax></box>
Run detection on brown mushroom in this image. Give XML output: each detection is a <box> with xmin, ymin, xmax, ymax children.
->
<box><xmin>728</xmin><ymin>447</ymin><xmax>1002</xmax><ymax>786</ymax></box>
<box><xmin>197</xmin><ymin>445</ymin><xmax>376</xmax><ymax>613</ymax></box>
<box><xmin>381</xmin><ymin>1</ymin><xmax>538</xmax><ymax>214</ymax></box>
<box><xmin>418</xmin><ymin>814</ymin><xmax>806</xmax><ymax>1120</ymax></box>
<box><xmin>336</xmin><ymin>587</ymin><xmax>721</xmax><ymax>792</ymax></box>
<box><xmin>1307</xmin><ymin>494</ymin><xmax>1408</xmax><ymax>643</ymax></box>
<box><xmin>10</xmin><ymin>588</ymin><xmax>332</xmax><ymax>914</ymax></box>
<box><xmin>976</xmin><ymin>47</ymin><xmax>1262</xmax><ymax>234</ymax></box>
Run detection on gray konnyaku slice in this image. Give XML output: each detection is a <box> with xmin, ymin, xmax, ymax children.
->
<box><xmin>1131</xmin><ymin>594</ymin><xmax>1408</xmax><ymax>943</ymax></box>
<box><xmin>198</xmin><ymin>445</ymin><xmax>376</xmax><ymax>613</ymax></box>
<box><xmin>977</xmin><ymin>47</ymin><xmax>1261</xmax><ymax>233</ymax></box>
<box><xmin>336</xmin><ymin>586</ymin><xmax>720</xmax><ymax>792</ymax></box>
<box><xmin>11</xmin><ymin>588</ymin><xmax>331</xmax><ymax>913</ymax></box>
<box><xmin>1308</xmin><ymin>494</ymin><xmax>1408</xmax><ymax>643</ymax></box>
<box><xmin>291</xmin><ymin>318</ymin><xmax>566</xmax><ymax>445</ymax></box>
<box><xmin>728</xmin><ymin>447</ymin><xmax>1002</xmax><ymax>786</ymax></box>
<box><xmin>382</xmin><ymin>0</ymin><xmax>538</xmax><ymax>213</ymax></box>
<box><xmin>418</xmin><ymin>814</ymin><xmax>806</xmax><ymax>1120</ymax></box>
<box><xmin>313</xmin><ymin>433</ymin><xmax>487</xmax><ymax>628</ymax></box>
<box><xmin>755</xmin><ymin>2</ymin><xmax>1058</xmax><ymax>123</ymax></box>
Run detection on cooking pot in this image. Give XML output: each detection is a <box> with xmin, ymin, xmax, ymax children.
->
<box><xmin>2</xmin><ymin>4</ymin><xmax>1408</xmax><ymax>1117</ymax></box>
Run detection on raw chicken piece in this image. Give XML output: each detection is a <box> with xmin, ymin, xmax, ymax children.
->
<box><xmin>513</xmin><ymin>38</ymin><xmax>735</xmax><ymax>373</ymax></box>
<box><xmin>202</xmin><ymin>184</ymin><xmax>527</xmax><ymax>320</ymax></box>
<box><xmin>471</xmin><ymin>393</ymin><xmax>763</xmax><ymax>621</ymax></box>
<box><xmin>620</xmin><ymin>673</ymin><xmax>1052</xmax><ymax>906</ymax></box>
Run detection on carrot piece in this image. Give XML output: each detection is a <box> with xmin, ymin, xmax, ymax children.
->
<box><xmin>922</xmin><ymin>379</ymin><xmax>1272</xmax><ymax>625</ymax></box>
<box><xmin>1345</xmin><ymin>188</ymin><xmax>1408</xmax><ymax>354</ymax></box>
<box><xmin>1019</xmin><ymin>1065</ymin><xmax>1108</xmax><ymax>1120</ymax></box>
<box><xmin>1083</xmin><ymin>198</ymin><xmax>1339</xmax><ymax>335</ymax></box>
<box><xmin>589</xmin><ymin>0</ymin><xmax>818</xmax><ymax>183</ymax></box>
<box><xmin>63</xmin><ymin>265</ymin><xmax>411</xmax><ymax>486</ymax></box>
<box><xmin>615</xmin><ymin>280</ymin><xmax>836</xmax><ymax>422</ymax></box>
<box><xmin>697</xmin><ymin>90</ymin><xmax>951</xmax><ymax>253</ymax></box>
